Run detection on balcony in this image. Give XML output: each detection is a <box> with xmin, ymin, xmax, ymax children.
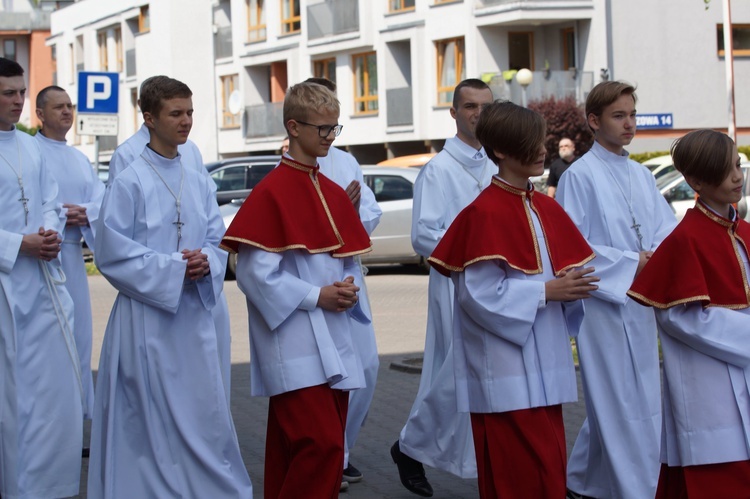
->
<box><xmin>214</xmin><ymin>25</ymin><xmax>233</xmax><ymax>59</ymax></box>
<box><xmin>308</xmin><ymin>0</ymin><xmax>359</xmax><ymax>41</ymax></box>
<box><xmin>477</xmin><ymin>0</ymin><xmax>592</xmax><ymax>6</ymax></box>
<box><xmin>0</xmin><ymin>11</ymin><xmax>51</xmax><ymax>31</ymax></box>
<box><xmin>244</xmin><ymin>102</ymin><xmax>285</xmax><ymax>139</ymax></box>
<box><xmin>125</xmin><ymin>49</ymin><xmax>136</xmax><ymax>77</ymax></box>
<box><xmin>486</xmin><ymin>70</ymin><xmax>594</xmax><ymax>105</ymax></box>
<box><xmin>386</xmin><ymin>87</ymin><xmax>413</xmax><ymax>127</ymax></box>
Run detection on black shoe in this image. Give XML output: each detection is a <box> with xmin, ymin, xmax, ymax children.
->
<box><xmin>82</xmin><ymin>447</ymin><xmax>90</xmax><ymax>458</ymax></box>
<box><xmin>566</xmin><ymin>488</ymin><xmax>596</xmax><ymax>499</ymax></box>
<box><xmin>343</xmin><ymin>463</ymin><xmax>363</xmax><ymax>483</ymax></box>
<box><xmin>390</xmin><ymin>440</ymin><xmax>433</xmax><ymax>497</ymax></box>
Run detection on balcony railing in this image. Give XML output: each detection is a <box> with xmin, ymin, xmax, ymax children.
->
<box><xmin>308</xmin><ymin>0</ymin><xmax>359</xmax><ymax>40</ymax></box>
<box><xmin>477</xmin><ymin>0</ymin><xmax>591</xmax><ymax>6</ymax></box>
<box><xmin>244</xmin><ymin>102</ymin><xmax>286</xmax><ymax>139</ymax></box>
<box><xmin>214</xmin><ymin>25</ymin><xmax>233</xmax><ymax>59</ymax></box>
<box><xmin>487</xmin><ymin>70</ymin><xmax>594</xmax><ymax>105</ymax></box>
<box><xmin>386</xmin><ymin>87</ymin><xmax>413</xmax><ymax>127</ymax></box>
<box><xmin>0</xmin><ymin>11</ymin><xmax>51</xmax><ymax>30</ymax></box>
<box><xmin>125</xmin><ymin>49</ymin><xmax>136</xmax><ymax>77</ymax></box>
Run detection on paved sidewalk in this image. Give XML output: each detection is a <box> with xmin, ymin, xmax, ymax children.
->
<box><xmin>75</xmin><ymin>270</ymin><xmax>588</xmax><ymax>498</ymax></box>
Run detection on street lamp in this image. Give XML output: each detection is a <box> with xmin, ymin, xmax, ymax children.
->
<box><xmin>516</xmin><ymin>68</ymin><xmax>533</xmax><ymax>108</ymax></box>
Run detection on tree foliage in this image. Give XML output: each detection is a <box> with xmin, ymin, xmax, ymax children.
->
<box><xmin>15</xmin><ymin>123</ymin><xmax>39</xmax><ymax>136</ymax></box>
<box><xmin>528</xmin><ymin>95</ymin><xmax>594</xmax><ymax>165</ymax></box>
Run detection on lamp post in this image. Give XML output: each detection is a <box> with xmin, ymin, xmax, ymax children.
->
<box><xmin>516</xmin><ymin>68</ymin><xmax>533</xmax><ymax>108</ymax></box>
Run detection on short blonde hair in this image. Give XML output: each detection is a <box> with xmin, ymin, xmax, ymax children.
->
<box><xmin>283</xmin><ymin>82</ymin><xmax>339</xmax><ymax>129</ymax></box>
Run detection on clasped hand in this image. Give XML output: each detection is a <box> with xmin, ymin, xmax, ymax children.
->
<box><xmin>63</xmin><ymin>204</ymin><xmax>89</xmax><ymax>226</ymax></box>
<box><xmin>545</xmin><ymin>266</ymin><xmax>599</xmax><ymax>302</ymax></box>
<box><xmin>20</xmin><ymin>227</ymin><xmax>61</xmax><ymax>261</ymax></box>
<box><xmin>318</xmin><ymin>275</ymin><xmax>360</xmax><ymax>312</ymax></box>
<box><xmin>182</xmin><ymin>249</ymin><xmax>210</xmax><ymax>281</ymax></box>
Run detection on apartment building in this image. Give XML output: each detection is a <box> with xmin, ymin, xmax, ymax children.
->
<box><xmin>47</xmin><ymin>0</ymin><xmax>750</xmax><ymax>163</ymax></box>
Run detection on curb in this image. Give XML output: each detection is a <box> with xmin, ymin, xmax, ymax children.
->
<box><xmin>389</xmin><ymin>356</ymin><xmax>423</xmax><ymax>374</ymax></box>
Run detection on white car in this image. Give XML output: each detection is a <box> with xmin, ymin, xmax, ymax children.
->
<box><xmin>660</xmin><ymin>164</ymin><xmax>750</xmax><ymax>221</ymax></box>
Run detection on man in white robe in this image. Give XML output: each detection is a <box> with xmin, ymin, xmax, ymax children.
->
<box><xmin>391</xmin><ymin>79</ymin><xmax>494</xmax><ymax>497</ymax></box>
<box><xmin>557</xmin><ymin>81</ymin><xmax>676</xmax><ymax>499</ymax></box>
<box><xmin>35</xmin><ymin>85</ymin><xmax>105</xmax><ymax>421</ymax></box>
<box><xmin>108</xmin><ymin>76</ymin><xmax>233</xmax><ymax>402</ymax></box>
<box><xmin>0</xmin><ymin>57</ymin><xmax>83</xmax><ymax>499</ymax></box>
<box><xmin>88</xmin><ymin>76</ymin><xmax>252</xmax><ymax>497</ymax></box>
<box><xmin>319</xmin><ymin>145</ymin><xmax>382</xmax><ymax>481</ymax></box>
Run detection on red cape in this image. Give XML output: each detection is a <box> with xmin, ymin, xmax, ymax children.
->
<box><xmin>428</xmin><ymin>178</ymin><xmax>594</xmax><ymax>277</ymax></box>
<box><xmin>628</xmin><ymin>202</ymin><xmax>750</xmax><ymax>309</ymax></box>
<box><xmin>221</xmin><ymin>157</ymin><xmax>372</xmax><ymax>257</ymax></box>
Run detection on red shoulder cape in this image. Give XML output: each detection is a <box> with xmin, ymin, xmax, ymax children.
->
<box><xmin>220</xmin><ymin>157</ymin><xmax>372</xmax><ymax>257</ymax></box>
<box><xmin>628</xmin><ymin>203</ymin><xmax>750</xmax><ymax>309</ymax></box>
<box><xmin>428</xmin><ymin>178</ymin><xmax>594</xmax><ymax>277</ymax></box>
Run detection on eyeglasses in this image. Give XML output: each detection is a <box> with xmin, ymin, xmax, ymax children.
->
<box><xmin>296</xmin><ymin>120</ymin><xmax>343</xmax><ymax>137</ymax></box>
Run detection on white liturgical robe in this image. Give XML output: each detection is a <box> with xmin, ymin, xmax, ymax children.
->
<box><xmin>318</xmin><ymin>146</ymin><xmax>382</xmax><ymax>467</ymax></box>
<box><xmin>89</xmin><ymin>147</ymin><xmax>252</xmax><ymax>498</ymax></box>
<box><xmin>36</xmin><ymin>131</ymin><xmax>105</xmax><ymax>419</ymax></box>
<box><xmin>0</xmin><ymin>127</ymin><xmax>82</xmax><ymax>499</ymax></box>
<box><xmin>108</xmin><ymin>124</ymin><xmax>233</xmax><ymax>401</ymax></box>
<box><xmin>557</xmin><ymin>141</ymin><xmax>677</xmax><ymax>499</ymax></box>
<box><xmin>399</xmin><ymin>135</ymin><xmax>493</xmax><ymax>478</ymax></box>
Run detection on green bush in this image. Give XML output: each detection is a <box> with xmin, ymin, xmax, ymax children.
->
<box><xmin>629</xmin><ymin>151</ymin><xmax>670</xmax><ymax>164</ymax></box>
<box><xmin>15</xmin><ymin>123</ymin><xmax>39</xmax><ymax>136</ymax></box>
<box><xmin>528</xmin><ymin>95</ymin><xmax>593</xmax><ymax>165</ymax></box>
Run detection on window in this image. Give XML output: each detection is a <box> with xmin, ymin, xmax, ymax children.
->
<box><xmin>51</xmin><ymin>44</ymin><xmax>57</xmax><ymax>85</ymax></box>
<box><xmin>717</xmin><ymin>24</ymin><xmax>750</xmax><ymax>56</ymax></box>
<box><xmin>2</xmin><ymin>39</ymin><xmax>16</xmax><ymax>61</ymax></box>
<box><xmin>508</xmin><ymin>31</ymin><xmax>534</xmax><ymax>71</ymax></box>
<box><xmin>220</xmin><ymin>74</ymin><xmax>241</xmax><ymax>128</ymax></box>
<box><xmin>247</xmin><ymin>0</ymin><xmax>266</xmax><ymax>42</ymax></box>
<box><xmin>313</xmin><ymin>58</ymin><xmax>336</xmax><ymax>86</ymax></box>
<box><xmin>139</xmin><ymin>5</ymin><xmax>150</xmax><ymax>33</ymax></box>
<box><xmin>280</xmin><ymin>0</ymin><xmax>300</xmax><ymax>35</ymax></box>
<box><xmin>436</xmin><ymin>37</ymin><xmax>464</xmax><ymax>105</ymax></box>
<box><xmin>97</xmin><ymin>31</ymin><xmax>108</xmax><ymax>70</ymax></box>
<box><xmin>562</xmin><ymin>28</ymin><xmax>575</xmax><ymax>69</ymax></box>
<box><xmin>353</xmin><ymin>52</ymin><xmax>378</xmax><ymax>114</ymax></box>
<box><xmin>388</xmin><ymin>0</ymin><xmax>415</xmax><ymax>13</ymax></box>
<box><xmin>114</xmin><ymin>27</ymin><xmax>123</xmax><ymax>72</ymax></box>
<box><xmin>367</xmin><ymin>175</ymin><xmax>413</xmax><ymax>202</ymax></box>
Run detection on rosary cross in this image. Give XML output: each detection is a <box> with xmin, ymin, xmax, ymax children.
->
<box><xmin>18</xmin><ymin>179</ymin><xmax>29</xmax><ymax>225</ymax></box>
<box><xmin>631</xmin><ymin>217</ymin><xmax>644</xmax><ymax>250</ymax></box>
<box><xmin>173</xmin><ymin>216</ymin><xmax>184</xmax><ymax>251</ymax></box>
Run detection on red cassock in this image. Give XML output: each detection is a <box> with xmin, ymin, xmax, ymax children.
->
<box><xmin>628</xmin><ymin>202</ymin><xmax>750</xmax><ymax>309</ymax></box>
<box><xmin>221</xmin><ymin>156</ymin><xmax>371</xmax><ymax>258</ymax></box>
<box><xmin>428</xmin><ymin>177</ymin><xmax>594</xmax><ymax>278</ymax></box>
<box><xmin>428</xmin><ymin>178</ymin><xmax>594</xmax><ymax>498</ymax></box>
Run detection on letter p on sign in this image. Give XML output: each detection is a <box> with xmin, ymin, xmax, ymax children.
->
<box><xmin>77</xmin><ymin>72</ymin><xmax>119</xmax><ymax>114</ymax></box>
<box><xmin>87</xmin><ymin>75</ymin><xmax>111</xmax><ymax>109</ymax></box>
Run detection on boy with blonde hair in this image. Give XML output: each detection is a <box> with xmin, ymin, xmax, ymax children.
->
<box><xmin>222</xmin><ymin>82</ymin><xmax>372</xmax><ymax>498</ymax></box>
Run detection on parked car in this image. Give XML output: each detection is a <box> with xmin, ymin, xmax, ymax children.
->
<box><xmin>661</xmin><ymin>164</ymin><xmax>750</xmax><ymax>221</ymax></box>
<box><xmin>644</xmin><ymin>152</ymin><xmax>747</xmax><ymax>182</ymax></box>
<box><xmin>361</xmin><ymin>166</ymin><xmax>424</xmax><ymax>269</ymax></box>
<box><xmin>207</xmin><ymin>155</ymin><xmax>279</xmax><ymax>205</ymax></box>
<box><xmin>377</xmin><ymin>153</ymin><xmax>435</xmax><ymax>168</ymax></box>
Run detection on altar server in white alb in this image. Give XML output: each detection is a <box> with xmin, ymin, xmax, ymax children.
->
<box><xmin>107</xmin><ymin>75</ymin><xmax>233</xmax><ymax>402</ymax></box>
<box><xmin>89</xmin><ymin>76</ymin><xmax>252</xmax><ymax>498</ymax></box>
<box><xmin>308</xmin><ymin>77</ymin><xmax>383</xmax><ymax>487</ymax></box>
<box><xmin>629</xmin><ymin>129</ymin><xmax>750</xmax><ymax>497</ymax></box>
<box><xmin>430</xmin><ymin>100</ymin><xmax>599</xmax><ymax>498</ymax></box>
<box><xmin>391</xmin><ymin>78</ymin><xmax>494</xmax><ymax>497</ymax></box>
<box><xmin>557</xmin><ymin>81</ymin><xmax>677</xmax><ymax>499</ymax></box>
<box><xmin>35</xmin><ymin>85</ymin><xmax>105</xmax><ymax>421</ymax></box>
<box><xmin>0</xmin><ymin>57</ymin><xmax>83</xmax><ymax>499</ymax></box>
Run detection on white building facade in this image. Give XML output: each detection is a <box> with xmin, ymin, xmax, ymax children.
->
<box><xmin>47</xmin><ymin>0</ymin><xmax>750</xmax><ymax>163</ymax></box>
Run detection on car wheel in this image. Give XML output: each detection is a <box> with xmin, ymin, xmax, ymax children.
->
<box><xmin>226</xmin><ymin>253</ymin><xmax>237</xmax><ymax>280</ymax></box>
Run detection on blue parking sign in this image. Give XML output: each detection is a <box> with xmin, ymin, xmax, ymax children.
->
<box><xmin>77</xmin><ymin>72</ymin><xmax>119</xmax><ymax>114</ymax></box>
